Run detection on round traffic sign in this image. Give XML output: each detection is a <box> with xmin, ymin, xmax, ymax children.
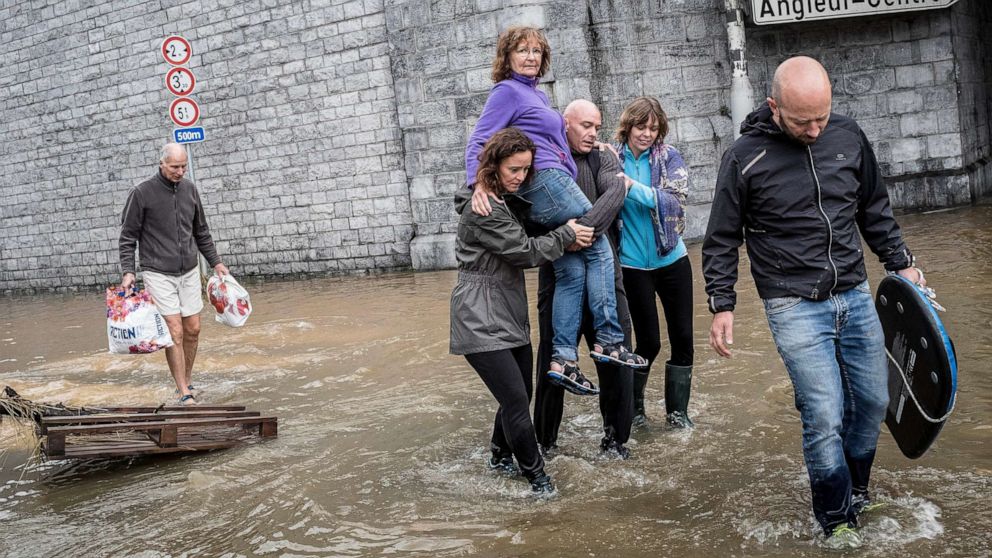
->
<box><xmin>165</xmin><ymin>67</ymin><xmax>195</xmax><ymax>96</ymax></box>
<box><xmin>169</xmin><ymin>97</ymin><xmax>200</xmax><ymax>127</ymax></box>
<box><xmin>161</xmin><ymin>36</ymin><xmax>192</xmax><ymax>66</ymax></box>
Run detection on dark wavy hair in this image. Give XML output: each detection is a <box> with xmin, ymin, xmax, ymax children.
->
<box><xmin>475</xmin><ymin>128</ymin><xmax>536</xmax><ymax>196</ymax></box>
<box><xmin>615</xmin><ymin>96</ymin><xmax>670</xmax><ymax>145</ymax></box>
<box><xmin>491</xmin><ymin>26</ymin><xmax>552</xmax><ymax>83</ymax></box>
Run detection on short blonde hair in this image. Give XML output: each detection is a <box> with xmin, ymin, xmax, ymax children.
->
<box><xmin>491</xmin><ymin>26</ymin><xmax>552</xmax><ymax>83</ymax></box>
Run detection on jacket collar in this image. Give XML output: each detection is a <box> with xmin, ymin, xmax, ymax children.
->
<box><xmin>740</xmin><ymin>102</ymin><xmax>784</xmax><ymax>137</ymax></box>
<box><xmin>509</xmin><ymin>72</ymin><xmax>540</xmax><ymax>88</ymax></box>
<box><xmin>155</xmin><ymin>169</ymin><xmax>180</xmax><ymax>190</ymax></box>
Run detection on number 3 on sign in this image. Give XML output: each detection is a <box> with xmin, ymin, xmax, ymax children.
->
<box><xmin>166</xmin><ymin>67</ymin><xmax>195</xmax><ymax>96</ymax></box>
<box><xmin>170</xmin><ymin>97</ymin><xmax>200</xmax><ymax>127</ymax></box>
<box><xmin>161</xmin><ymin>36</ymin><xmax>192</xmax><ymax>66</ymax></box>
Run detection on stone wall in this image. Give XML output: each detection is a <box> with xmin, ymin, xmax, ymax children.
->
<box><xmin>950</xmin><ymin>0</ymin><xmax>992</xmax><ymax>201</ymax></box>
<box><xmin>746</xmin><ymin>7</ymin><xmax>973</xmax><ymax>210</ymax></box>
<box><xmin>1</xmin><ymin>0</ymin><xmax>989</xmax><ymax>291</ymax></box>
<box><xmin>0</xmin><ymin>0</ymin><xmax>412</xmax><ymax>292</ymax></box>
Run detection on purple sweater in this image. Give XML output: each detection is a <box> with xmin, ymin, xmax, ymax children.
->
<box><xmin>465</xmin><ymin>73</ymin><xmax>577</xmax><ymax>186</ymax></box>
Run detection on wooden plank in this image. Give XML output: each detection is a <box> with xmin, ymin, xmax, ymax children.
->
<box><xmin>40</xmin><ymin>411</ymin><xmax>261</xmax><ymax>432</ymax></box>
<box><xmin>46</xmin><ymin>433</ymin><xmax>65</xmax><ymax>456</ymax></box>
<box><xmin>63</xmin><ymin>439</ymin><xmax>240</xmax><ymax>459</ymax></box>
<box><xmin>47</xmin><ymin>415</ymin><xmax>278</xmax><ymax>437</ymax></box>
<box><xmin>97</xmin><ymin>405</ymin><xmax>247</xmax><ymax>413</ymax></box>
<box><xmin>159</xmin><ymin>426</ymin><xmax>177</xmax><ymax>447</ymax></box>
<box><xmin>260</xmin><ymin>419</ymin><xmax>277</xmax><ymax>437</ymax></box>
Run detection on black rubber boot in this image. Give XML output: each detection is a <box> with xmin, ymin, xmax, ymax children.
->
<box><xmin>664</xmin><ymin>363</ymin><xmax>694</xmax><ymax>428</ymax></box>
<box><xmin>528</xmin><ymin>472</ymin><xmax>557</xmax><ymax>497</ymax></box>
<box><xmin>632</xmin><ymin>368</ymin><xmax>649</xmax><ymax>427</ymax></box>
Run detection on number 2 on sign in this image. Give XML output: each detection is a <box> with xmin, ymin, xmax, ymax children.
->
<box><xmin>161</xmin><ymin>36</ymin><xmax>192</xmax><ymax>66</ymax></box>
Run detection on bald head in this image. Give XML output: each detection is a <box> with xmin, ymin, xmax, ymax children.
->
<box><xmin>563</xmin><ymin>99</ymin><xmax>599</xmax><ymax>119</ymax></box>
<box><xmin>768</xmin><ymin>56</ymin><xmax>832</xmax><ymax>145</ymax></box>
<box><xmin>159</xmin><ymin>143</ymin><xmax>188</xmax><ymax>183</ymax></box>
<box><xmin>563</xmin><ymin>99</ymin><xmax>602</xmax><ymax>154</ymax></box>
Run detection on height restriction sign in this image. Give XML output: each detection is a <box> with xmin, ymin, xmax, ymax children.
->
<box><xmin>165</xmin><ymin>67</ymin><xmax>195</xmax><ymax>96</ymax></box>
<box><xmin>170</xmin><ymin>97</ymin><xmax>200</xmax><ymax>127</ymax></box>
<box><xmin>161</xmin><ymin>35</ymin><xmax>191</xmax><ymax>65</ymax></box>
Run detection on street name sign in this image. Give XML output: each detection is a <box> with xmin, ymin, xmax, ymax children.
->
<box><xmin>161</xmin><ymin>35</ymin><xmax>192</xmax><ymax>65</ymax></box>
<box><xmin>165</xmin><ymin>67</ymin><xmax>195</xmax><ymax>96</ymax></box>
<box><xmin>174</xmin><ymin>127</ymin><xmax>205</xmax><ymax>144</ymax></box>
<box><xmin>752</xmin><ymin>0</ymin><xmax>959</xmax><ymax>25</ymax></box>
<box><xmin>169</xmin><ymin>97</ymin><xmax>200</xmax><ymax>127</ymax></box>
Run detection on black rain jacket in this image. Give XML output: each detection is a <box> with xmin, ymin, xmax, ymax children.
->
<box><xmin>702</xmin><ymin>103</ymin><xmax>913</xmax><ymax>313</ymax></box>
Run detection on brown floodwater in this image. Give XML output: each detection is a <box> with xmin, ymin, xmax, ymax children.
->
<box><xmin>1</xmin><ymin>205</ymin><xmax>990</xmax><ymax>557</ymax></box>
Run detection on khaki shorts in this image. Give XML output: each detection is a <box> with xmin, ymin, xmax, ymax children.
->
<box><xmin>142</xmin><ymin>269</ymin><xmax>204</xmax><ymax>317</ymax></box>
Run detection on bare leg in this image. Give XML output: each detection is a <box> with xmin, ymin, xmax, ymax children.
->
<box><xmin>181</xmin><ymin>314</ymin><xmax>201</xmax><ymax>388</ymax></box>
<box><xmin>162</xmin><ymin>314</ymin><xmax>191</xmax><ymax>397</ymax></box>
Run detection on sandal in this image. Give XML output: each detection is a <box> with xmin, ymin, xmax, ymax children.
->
<box><xmin>546</xmin><ymin>358</ymin><xmax>599</xmax><ymax>396</ymax></box>
<box><xmin>591</xmin><ymin>343</ymin><xmax>648</xmax><ymax>369</ymax></box>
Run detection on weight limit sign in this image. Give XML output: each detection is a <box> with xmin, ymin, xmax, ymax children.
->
<box><xmin>169</xmin><ymin>97</ymin><xmax>200</xmax><ymax>127</ymax></box>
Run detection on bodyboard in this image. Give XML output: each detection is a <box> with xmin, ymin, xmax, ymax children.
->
<box><xmin>875</xmin><ymin>275</ymin><xmax>957</xmax><ymax>459</ymax></box>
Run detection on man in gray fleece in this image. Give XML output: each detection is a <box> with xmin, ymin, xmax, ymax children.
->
<box><xmin>119</xmin><ymin>143</ymin><xmax>228</xmax><ymax>404</ymax></box>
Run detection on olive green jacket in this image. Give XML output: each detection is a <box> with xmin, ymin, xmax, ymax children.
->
<box><xmin>449</xmin><ymin>188</ymin><xmax>576</xmax><ymax>355</ymax></box>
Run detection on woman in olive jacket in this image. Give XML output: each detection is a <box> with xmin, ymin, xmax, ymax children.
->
<box><xmin>450</xmin><ymin>128</ymin><xmax>592</xmax><ymax>495</ymax></box>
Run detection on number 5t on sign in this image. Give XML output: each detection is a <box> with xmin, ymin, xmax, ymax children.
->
<box><xmin>170</xmin><ymin>97</ymin><xmax>200</xmax><ymax>127</ymax></box>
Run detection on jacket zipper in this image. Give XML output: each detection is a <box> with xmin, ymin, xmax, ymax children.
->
<box><xmin>807</xmin><ymin>147</ymin><xmax>838</xmax><ymax>296</ymax></box>
<box><xmin>173</xmin><ymin>186</ymin><xmax>184</xmax><ymax>270</ymax></box>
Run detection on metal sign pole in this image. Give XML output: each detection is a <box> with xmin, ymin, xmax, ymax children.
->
<box><xmin>185</xmin><ymin>143</ymin><xmax>210</xmax><ymax>282</ymax></box>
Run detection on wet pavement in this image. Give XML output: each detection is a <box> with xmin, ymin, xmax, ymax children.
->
<box><xmin>1</xmin><ymin>205</ymin><xmax>990</xmax><ymax>557</ymax></box>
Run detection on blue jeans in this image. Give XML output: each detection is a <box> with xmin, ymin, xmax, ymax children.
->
<box><xmin>762</xmin><ymin>281</ymin><xmax>888</xmax><ymax>534</ymax></box>
<box><xmin>518</xmin><ymin>169</ymin><xmax>624</xmax><ymax>361</ymax></box>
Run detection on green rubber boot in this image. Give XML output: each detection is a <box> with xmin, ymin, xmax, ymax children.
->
<box><xmin>632</xmin><ymin>368</ymin><xmax>649</xmax><ymax>427</ymax></box>
<box><xmin>664</xmin><ymin>363</ymin><xmax>694</xmax><ymax>428</ymax></box>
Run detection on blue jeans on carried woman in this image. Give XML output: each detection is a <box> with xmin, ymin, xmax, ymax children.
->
<box><xmin>762</xmin><ymin>281</ymin><xmax>888</xmax><ymax>534</ymax></box>
<box><xmin>517</xmin><ymin>168</ymin><xmax>624</xmax><ymax>362</ymax></box>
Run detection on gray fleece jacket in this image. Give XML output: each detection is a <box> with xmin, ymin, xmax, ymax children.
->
<box><xmin>119</xmin><ymin>171</ymin><xmax>222</xmax><ymax>276</ymax></box>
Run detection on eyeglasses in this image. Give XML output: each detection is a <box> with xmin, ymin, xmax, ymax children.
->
<box><xmin>514</xmin><ymin>47</ymin><xmax>543</xmax><ymax>57</ymax></box>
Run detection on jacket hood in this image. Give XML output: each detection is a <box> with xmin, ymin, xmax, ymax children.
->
<box><xmin>454</xmin><ymin>187</ymin><xmax>472</xmax><ymax>215</ymax></box>
<box><xmin>740</xmin><ymin>102</ymin><xmax>783</xmax><ymax>137</ymax></box>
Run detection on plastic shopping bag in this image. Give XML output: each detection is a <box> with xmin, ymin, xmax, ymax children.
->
<box><xmin>207</xmin><ymin>274</ymin><xmax>252</xmax><ymax>327</ymax></box>
<box><xmin>106</xmin><ymin>288</ymin><xmax>174</xmax><ymax>354</ymax></box>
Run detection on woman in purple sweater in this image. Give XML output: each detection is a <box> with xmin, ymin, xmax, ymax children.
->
<box><xmin>465</xmin><ymin>26</ymin><xmax>646</xmax><ymax>391</ymax></box>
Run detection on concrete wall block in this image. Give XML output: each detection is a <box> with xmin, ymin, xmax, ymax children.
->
<box><xmin>886</xmin><ymin>137</ymin><xmax>926</xmax><ymax>163</ymax></box>
<box><xmin>899</xmin><ymin>112</ymin><xmax>939</xmax><ymax>137</ymax></box>
<box><xmin>895</xmin><ymin>64</ymin><xmax>935</xmax><ymax>88</ymax></box>
<box><xmin>927</xmin><ymin>133</ymin><xmax>962</xmax><ymax>158</ymax></box>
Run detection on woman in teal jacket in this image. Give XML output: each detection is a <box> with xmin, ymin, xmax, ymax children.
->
<box><xmin>613</xmin><ymin>97</ymin><xmax>695</xmax><ymax>428</ymax></box>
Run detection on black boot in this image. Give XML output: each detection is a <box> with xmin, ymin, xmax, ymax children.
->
<box><xmin>528</xmin><ymin>471</ymin><xmax>557</xmax><ymax>497</ymax></box>
<box><xmin>632</xmin><ymin>368</ymin><xmax>649</xmax><ymax>427</ymax></box>
<box><xmin>664</xmin><ymin>363</ymin><xmax>694</xmax><ymax>428</ymax></box>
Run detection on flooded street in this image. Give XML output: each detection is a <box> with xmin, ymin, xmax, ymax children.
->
<box><xmin>1</xmin><ymin>205</ymin><xmax>990</xmax><ymax>557</ymax></box>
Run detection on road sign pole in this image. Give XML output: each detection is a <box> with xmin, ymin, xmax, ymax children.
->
<box><xmin>184</xmin><ymin>143</ymin><xmax>210</xmax><ymax>280</ymax></box>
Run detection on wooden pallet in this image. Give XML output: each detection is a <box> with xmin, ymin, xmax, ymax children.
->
<box><xmin>39</xmin><ymin>405</ymin><xmax>277</xmax><ymax>460</ymax></box>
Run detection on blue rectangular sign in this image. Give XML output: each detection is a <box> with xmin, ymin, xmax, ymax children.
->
<box><xmin>173</xmin><ymin>126</ymin><xmax>205</xmax><ymax>144</ymax></box>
